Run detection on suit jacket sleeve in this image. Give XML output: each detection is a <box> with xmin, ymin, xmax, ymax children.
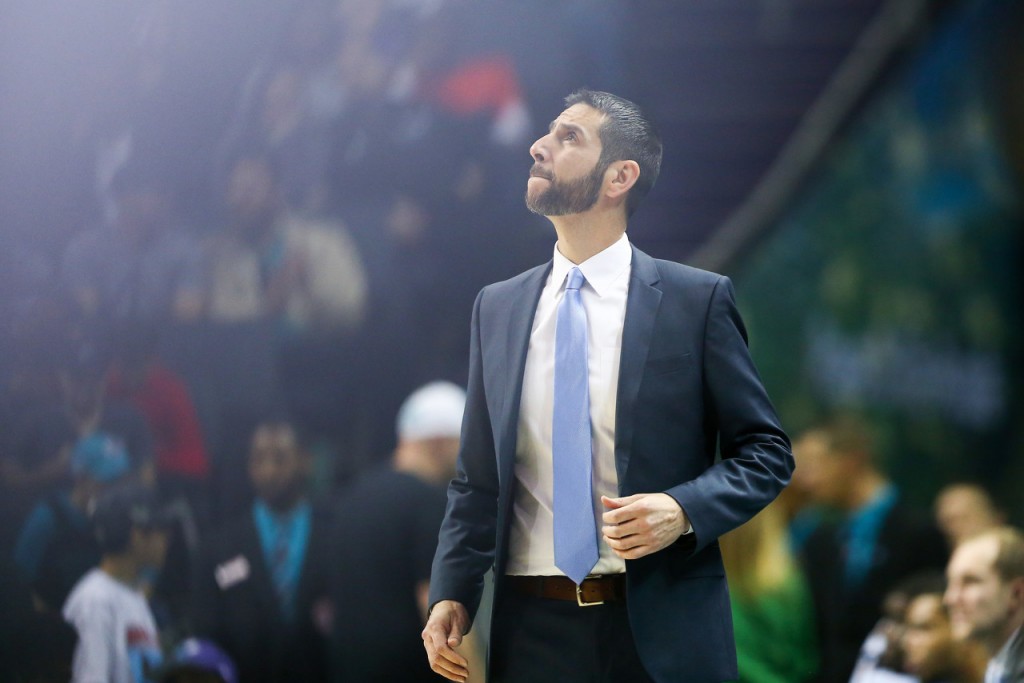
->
<box><xmin>665</xmin><ymin>275</ymin><xmax>793</xmax><ymax>553</ymax></box>
<box><xmin>428</xmin><ymin>289</ymin><xmax>499</xmax><ymax>621</ymax></box>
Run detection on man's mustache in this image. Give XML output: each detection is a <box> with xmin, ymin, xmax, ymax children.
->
<box><xmin>529</xmin><ymin>164</ymin><xmax>553</xmax><ymax>181</ymax></box>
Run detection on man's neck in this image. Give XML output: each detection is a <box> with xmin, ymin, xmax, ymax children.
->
<box><xmin>549</xmin><ymin>210</ymin><xmax>626</xmax><ymax>265</ymax></box>
<box><xmin>844</xmin><ymin>471</ymin><xmax>888</xmax><ymax>511</ymax></box>
<box><xmin>393</xmin><ymin>446</ymin><xmax>449</xmax><ymax>487</ymax></box>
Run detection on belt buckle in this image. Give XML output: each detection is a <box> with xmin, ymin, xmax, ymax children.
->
<box><xmin>575</xmin><ymin>578</ymin><xmax>604</xmax><ymax>607</ymax></box>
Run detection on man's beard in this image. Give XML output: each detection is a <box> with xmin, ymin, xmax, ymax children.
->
<box><xmin>525</xmin><ymin>161</ymin><xmax>606</xmax><ymax>217</ymax></box>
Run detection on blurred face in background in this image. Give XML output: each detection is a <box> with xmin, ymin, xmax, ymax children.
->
<box><xmin>248</xmin><ymin>423</ymin><xmax>309</xmax><ymax>511</ymax></box>
<box><xmin>410</xmin><ymin>435</ymin><xmax>461</xmax><ymax>484</ymax></box>
<box><xmin>792</xmin><ymin>430</ymin><xmax>850</xmax><ymax>508</ymax></box>
<box><xmin>945</xmin><ymin>535</ymin><xmax>1015</xmax><ymax>644</ymax></box>
<box><xmin>902</xmin><ymin>594</ymin><xmax>955</xmax><ymax>681</ymax></box>
<box><xmin>935</xmin><ymin>485</ymin><xmax>1002</xmax><ymax>549</ymax></box>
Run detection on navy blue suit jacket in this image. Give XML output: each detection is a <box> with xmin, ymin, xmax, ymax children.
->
<box><xmin>429</xmin><ymin>245</ymin><xmax>793</xmax><ymax>683</ymax></box>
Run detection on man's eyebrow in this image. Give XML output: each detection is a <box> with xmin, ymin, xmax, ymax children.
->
<box><xmin>549</xmin><ymin>120</ymin><xmax>585</xmax><ymax>137</ymax></box>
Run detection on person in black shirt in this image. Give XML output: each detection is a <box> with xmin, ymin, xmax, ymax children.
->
<box><xmin>331</xmin><ymin>381</ymin><xmax>472</xmax><ymax>683</ymax></box>
<box><xmin>797</xmin><ymin>415</ymin><xmax>948</xmax><ymax>682</ymax></box>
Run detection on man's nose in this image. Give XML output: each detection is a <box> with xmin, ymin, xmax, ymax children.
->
<box><xmin>529</xmin><ymin>135</ymin><xmax>548</xmax><ymax>162</ymax></box>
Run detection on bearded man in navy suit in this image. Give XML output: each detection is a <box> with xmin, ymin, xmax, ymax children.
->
<box><xmin>421</xmin><ymin>90</ymin><xmax>794</xmax><ymax>683</ymax></box>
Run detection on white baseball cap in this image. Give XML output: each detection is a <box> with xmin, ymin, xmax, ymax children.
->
<box><xmin>396</xmin><ymin>381</ymin><xmax>467</xmax><ymax>442</ymax></box>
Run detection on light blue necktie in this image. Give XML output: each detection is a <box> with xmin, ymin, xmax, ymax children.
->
<box><xmin>553</xmin><ymin>266</ymin><xmax>599</xmax><ymax>585</ymax></box>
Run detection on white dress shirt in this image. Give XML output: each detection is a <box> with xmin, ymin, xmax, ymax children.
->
<box><xmin>507</xmin><ymin>233</ymin><xmax>631</xmax><ymax>577</ymax></box>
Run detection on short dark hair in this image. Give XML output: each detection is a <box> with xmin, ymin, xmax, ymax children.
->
<box><xmin>91</xmin><ymin>484</ymin><xmax>171</xmax><ymax>554</ymax></box>
<box><xmin>249</xmin><ymin>410</ymin><xmax>312</xmax><ymax>453</ymax></box>
<box><xmin>564</xmin><ymin>89</ymin><xmax>662</xmax><ymax>216</ymax></box>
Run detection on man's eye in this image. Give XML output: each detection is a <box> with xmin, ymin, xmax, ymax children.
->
<box><xmin>564</xmin><ymin>132</ymin><xmax>577</xmax><ymax>142</ymax></box>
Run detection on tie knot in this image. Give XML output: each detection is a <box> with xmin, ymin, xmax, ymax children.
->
<box><xmin>566</xmin><ymin>267</ymin><xmax>585</xmax><ymax>292</ymax></box>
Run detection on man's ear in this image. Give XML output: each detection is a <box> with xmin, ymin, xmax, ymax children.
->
<box><xmin>604</xmin><ymin>160</ymin><xmax>640</xmax><ymax>201</ymax></box>
<box><xmin>1010</xmin><ymin>576</ymin><xmax>1024</xmax><ymax>608</ymax></box>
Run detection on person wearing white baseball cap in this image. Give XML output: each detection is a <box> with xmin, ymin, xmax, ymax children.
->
<box><xmin>331</xmin><ymin>381</ymin><xmax>477</xmax><ymax>683</ymax></box>
<box><xmin>393</xmin><ymin>381</ymin><xmax>468</xmax><ymax>486</ymax></box>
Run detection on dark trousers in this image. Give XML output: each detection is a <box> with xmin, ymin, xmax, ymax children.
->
<box><xmin>490</xmin><ymin>591</ymin><xmax>654</xmax><ymax>683</ymax></box>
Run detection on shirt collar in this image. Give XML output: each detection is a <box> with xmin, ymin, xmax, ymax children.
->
<box><xmin>254</xmin><ymin>499</ymin><xmax>311</xmax><ymax>529</ymax></box>
<box><xmin>991</xmin><ymin>625</ymin><xmax>1024</xmax><ymax>676</ymax></box>
<box><xmin>551</xmin><ymin>232</ymin><xmax>631</xmax><ymax>298</ymax></box>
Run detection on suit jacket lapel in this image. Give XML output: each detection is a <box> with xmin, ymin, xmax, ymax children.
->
<box><xmin>496</xmin><ymin>263</ymin><xmax>550</xmax><ymax>486</ymax></box>
<box><xmin>292</xmin><ymin>509</ymin><xmax>323</xmax><ymax>623</ymax></box>
<box><xmin>241</xmin><ymin>516</ymin><xmax>285</xmax><ymax>622</ymax></box>
<box><xmin>615</xmin><ymin>247</ymin><xmax>662</xmax><ymax>483</ymax></box>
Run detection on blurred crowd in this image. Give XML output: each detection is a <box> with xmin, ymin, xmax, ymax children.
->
<box><xmin>2</xmin><ymin>1</ymin><xmax>1023</xmax><ymax>682</ymax></box>
<box><xmin>0</xmin><ymin>0</ymin><xmax>629</xmax><ymax>497</ymax></box>
<box><xmin>0</xmin><ymin>374</ymin><xmax>474</xmax><ymax>683</ymax></box>
<box><xmin>3</xmin><ymin>342</ymin><xmax>1020</xmax><ymax>683</ymax></box>
<box><xmin>721</xmin><ymin>413</ymin><xmax>1023</xmax><ymax>683</ymax></box>
<box><xmin>0</xmin><ymin>1</ymin><xmax>623</xmax><ymax>681</ymax></box>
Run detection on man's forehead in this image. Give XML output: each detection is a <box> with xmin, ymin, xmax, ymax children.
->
<box><xmin>550</xmin><ymin>103</ymin><xmax>605</xmax><ymax>132</ymax></box>
<box><xmin>939</xmin><ymin>486</ymin><xmax>986</xmax><ymax>508</ymax></box>
<box><xmin>951</xmin><ymin>536</ymin><xmax>999</xmax><ymax>575</ymax></box>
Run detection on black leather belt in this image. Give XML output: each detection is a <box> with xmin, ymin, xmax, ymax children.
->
<box><xmin>507</xmin><ymin>574</ymin><xmax>626</xmax><ymax>606</ymax></box>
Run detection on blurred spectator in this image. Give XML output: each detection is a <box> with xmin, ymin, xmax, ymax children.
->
<box><xmin>218</xmin><ymin>1</ymin><xmax>345</xmax><ymax>215</ymax></box>
<box><xmin>156</xmin><ymin>638</ymin><xmax>238</xmax><ymax>683</ymax></box>
<box><xmin>106</xmin><ymin>322</ymin><xmax>208</xmax><ymax>628</ymax></box>
<box><xmin>0</xmin><ymin>304</ymin><xmax>69</xmax><ymax>553</ymax></box>
<box><xmin>61</xmin><ymin>162</ymin><xmax>205</xmax><ymax>325</ymax></box>
<box><xmin>322</xmin><ymin>5</ymin><xmax>531</xmax><ymax>455</ymax></box>
<box><xmin>721</xmin><ymin>499</ymin><xmax>818</xmax><ymax>683</ymax></box>
<box><xmin>934</xmin><ymin>483</ymin><xmax>1005</xmax><ymax>550</ymax></box>
<box><xmin>13</xmin><ymin>432</ymin><xmax>130</xmax><ymax>613</ymax></box>
<box><xmin>107</xmin><ymin>323</ymin><xmax>209</xmax><ymax>507</ymax></box>
<box><xmin>850</xmin><ymin>573</ymin><xmax>953</xmax><ymax>683</ymax></box>
<box><xmin>192</xmin><ymin>418</ymin><xmax>331</xmax><ymax>683</ymax></box>
<box><xmin>1</xmin><ymin>339</ymin><xmax>156</xmax><ymax>494</ymax></box>
<box><xmin>63</xmin><ymin>483</ymin><xmax>171</xmax><ymax>683</ymax></box>
<box><xmin>332</xmin><ymin>381</ymin><xmax>476</xmax><ymax>683</ymax></box>
<box><xmin>944</xmin><ymin>527</ymin><xmax>1024</xmax><ymax>682</ymax></box>
<box><xmin>799</xmin><ymin>413</ymin><xmax>948</xmax><ymax>682</ymax></box>
<box><xmin>249</xmin><ymin>65</ymin><xmax>337</xmax><ymax>213</ymax></box>
<box><xmin>783</xmin><ymin>428</ymin><xmax>839</xmax><ymax>553</ymax></box>
<box><xmin>902</xmin><ymin>589</ymin><xmax>988</xmax><ymax>682</ymax></box>
<box><xmin>0</xmin><ymin>552</ymin><xmax>78</xmax><ymax>683</ymax></box>
<box><xmin>204</xmin><ymin>152</ymin><xmax>366</xmax><ymax>337</ymax></box>
<box><xmin>203</xmin><ymin>150</ymin><xmax>368</xmax><ymax>478</ymax></box>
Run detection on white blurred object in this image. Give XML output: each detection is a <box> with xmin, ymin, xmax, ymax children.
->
<box><xmin>491</xmin><ymin>99</ymin><xmax>531</xmax><ymax>148</ymax></box>
<box><xmin>397</xmin><ymin>381</ymin><xmax>467</xmax><ymax>442</ymax></box>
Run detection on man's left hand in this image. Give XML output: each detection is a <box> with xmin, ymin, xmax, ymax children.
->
<box><xmin>601</xmin><ymin>493</ymin><xmax>690</xmax><ymax>560</ymax></box>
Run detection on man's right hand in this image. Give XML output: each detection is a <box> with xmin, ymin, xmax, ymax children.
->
<box><xmin>422</xmin><ymin>599</ymin><xmax>471</xmax><ymax>682</ymax></box>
